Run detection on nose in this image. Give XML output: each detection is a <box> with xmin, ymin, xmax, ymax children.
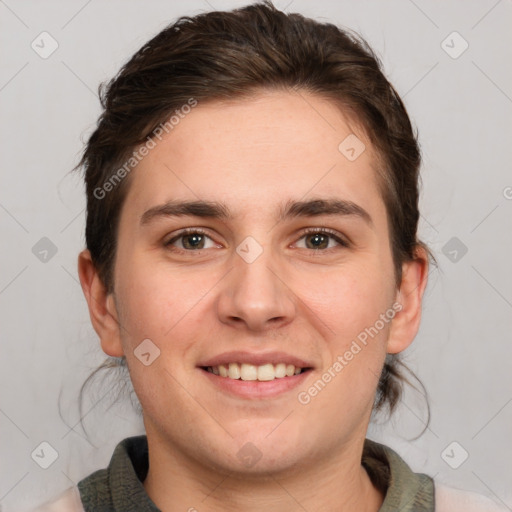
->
<box><xmin>216</xmin><ymin>247</ymin><xmax>296</xmax><ymax>332</ymax></box>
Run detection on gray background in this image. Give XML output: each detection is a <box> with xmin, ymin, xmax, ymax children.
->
<box><xmin>1</xmin><ymin>0</ymin><xmax>511</xmax><ymax>510</ymax></box>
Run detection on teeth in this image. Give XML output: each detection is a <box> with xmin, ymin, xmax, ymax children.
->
<box><xmin>241</xmin><ymin>363</ymin><xmax>258</xmax><ymax>381</ymax></box>
<box><xmin>275</xmin><ymin>363</ymin><xmax>286</xmax><ymax>378</ymax></box>
<box><xmin>257</xmin><ymin>363</ymin><xmax>275</xmax><ymax>381</ymax></box>
<box><xmin>207</xmin><ymin>363</ymin><xmax>305</xmax><ymax>381</ymax></box>
<box><xmin>228</xmin><ymin>362</ymin><xmax>241</xmax><ymax>379</ymax></box>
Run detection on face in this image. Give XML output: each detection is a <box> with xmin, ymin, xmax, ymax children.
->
<box><xmin>86</xmin><ymin>90</ymin><xmax>420</xmax><ymax>475</ymax></box>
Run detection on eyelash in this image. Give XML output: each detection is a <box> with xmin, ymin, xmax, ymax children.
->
<box><xmin>164</xmin><ymin>227</ymin><xmax>350</xmax><ymax>254</ymax></box>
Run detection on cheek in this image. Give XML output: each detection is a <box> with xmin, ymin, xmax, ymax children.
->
<box><xmin>292</xmin><ymin>262</ymin><xmax>393</xmax><ymax>405</ymax></box>
<box><xmin>295</xmin><ymin>259</ymin><xmax>395</xmax><ymax>342</ymax></box>
<box><xmin>112</xmin><ymin>261</ymin><xmax>211</xmax><ymax>420</ymax></box>
<box><xmin>295</xmin><ymin>327</ymin><xmax>389</xmax><ymax>437</ymax></box>
<box><xmin>113</xmin><ymin>253</ymin><xmax>222</xmax><ymax>353</ymax></box>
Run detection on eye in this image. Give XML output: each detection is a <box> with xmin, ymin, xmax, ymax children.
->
<box><xmin>163</xmin><ymin>227</ymin><xmax>349</xmax><ymax>254</ymax></box>
<box><xmin>164</xmin><ymin>228</ymin><xmax>219</xmax><ymax>251</ymax></box>
<box><xmin>294</xmin><ymin>228</ymin><xmax>349</xmax><ymax>250</ymax></box>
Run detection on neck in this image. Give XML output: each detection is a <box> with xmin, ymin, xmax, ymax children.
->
<box><xmin>143</xmin><ymin>432</ymin><xmax>384</xmax><ymax>512</ymax></box>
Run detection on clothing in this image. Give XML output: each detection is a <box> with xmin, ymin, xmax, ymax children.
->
<box><xmin>31</xmin><ymin>435</ymin><xmax>507</xmax><ymax>512</ymax></box>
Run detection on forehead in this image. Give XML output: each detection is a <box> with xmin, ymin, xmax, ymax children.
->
<box><xmin>123</xmin><ymin>90</ymin><xmax>383</xmax><ymax>220</ymax></box>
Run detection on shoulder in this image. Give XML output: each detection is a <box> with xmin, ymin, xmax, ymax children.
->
<box><xmin>30</xmin><ymin>436</ymin><xmax>149</xmax><ymax>512</ymax></box>
<box><xmin>364</xmin><ymin>439</ymin><xmax>508</xmax><ymax>512</ymax></box>
<box><xmin>435</xmin><ymin>483</ymin><xmax>509</xmax><ymax>512</ymax></box>
<box><xmin>29</xmin><ymin>487</ymin><xmax>84</xmax><ymax>512</ymax></box>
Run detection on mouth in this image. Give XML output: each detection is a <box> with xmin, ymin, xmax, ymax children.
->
<box><xmin>197</xmin><ymin>352</ymin><xmax>314</xmax><ymax>399</ymax></box>
<box><xmin>200</xmin><ymin>362</ymin><xmax>311</xmax><ymax>381</ymax></box>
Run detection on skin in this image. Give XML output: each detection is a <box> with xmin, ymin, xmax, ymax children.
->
<box><xmin>78</xmin><ymin>89</ymin><xmax>428</xmax><ymax>512</ymax></box>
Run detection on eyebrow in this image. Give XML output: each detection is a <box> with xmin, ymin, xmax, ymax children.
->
<box><xmin>140</xmin><ymin>198</ymin><xmax>372</xmax><ymax>226</ymax></box>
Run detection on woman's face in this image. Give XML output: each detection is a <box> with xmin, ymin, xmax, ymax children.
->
<box><xmin>87</xmin><ymin>90</ymin><xmax>423</xmax><ymax>474</ymax></box>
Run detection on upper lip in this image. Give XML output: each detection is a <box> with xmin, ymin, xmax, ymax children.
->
<box><xmin>198</xmin><ymin>350</ymin><xmax>314</xmax><ymax>369</ymax></box>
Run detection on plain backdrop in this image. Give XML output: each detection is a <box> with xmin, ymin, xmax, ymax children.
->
<box><xmin>1</xmin><ymin>1</ymin><xmax>511</xmax><ymax>510</ymax></box>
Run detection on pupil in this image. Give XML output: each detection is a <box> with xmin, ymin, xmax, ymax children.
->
<box><xmin>308</xmin><ymin>234</ymin><xmax>327</xmax><ymax>249</ymax></box>
<box><xmin>184</xmin><ymin>234</ymin><xmax>204</xmax><ymax>249</ymax></box>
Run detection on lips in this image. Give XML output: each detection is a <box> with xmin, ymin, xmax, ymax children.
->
<box><xmin>205</xmin><ymin>362</ymin><xmax>304</xmax><ymax>381</ymax></box>
<box><xmin>197</xmin><ymin>350</ymin><xmax>314</xmax><ymax>396</ymax></box>
<box><xmin>198</xmin><ymin>350</ymin><xmax>313</xmax><ymax>369</ymax></box>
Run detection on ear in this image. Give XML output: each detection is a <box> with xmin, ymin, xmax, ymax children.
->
<box><xmin>77</xmin><ymin>249</ymin><xmax>124</xmax><ymax>357</ymax></box>
<box><xmin>387</xmin><ymin>247</ymin><xmax>429</xmax><ymax>354</ymax></box>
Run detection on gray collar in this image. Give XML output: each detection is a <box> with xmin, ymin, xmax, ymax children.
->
<box><xmin>77</xmin><ymin>435</ymin><xmax>434</xmax><ymax>512</ymax></box>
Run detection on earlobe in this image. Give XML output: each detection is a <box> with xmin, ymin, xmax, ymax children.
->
<box><xmin>77</xmin><ymin>250</ymin><xmax>124</xmax><ymax>357</ymax></box>
<box><xmin>387</xmin><ymin>248</ymin><xmax>429</xmax><ymax>354</ymax></box>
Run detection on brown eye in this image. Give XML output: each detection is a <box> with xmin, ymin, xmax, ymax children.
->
<box><xmin>181</xmin><ymin>233</ymin><xmax>206</xmax><ymax>249</ymax></box>
<box><xmin>165</xmin><ymin>229</ymin><xmax>217</xmax><ymax>251</ymax></box>
<box><xmin>305</xmin><ymin>233</ymin><xmax>330</xmax><ymax>249</ymax></box>
<box><xmin>295</xmin><ymin>229</ymin><xmax>349</xmax><ymax>251</ymax></box>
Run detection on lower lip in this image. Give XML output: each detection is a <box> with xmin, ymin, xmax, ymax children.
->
<box><xmin>199</xmin><ymin>368</ymin><xmax>312</xmax><ymax>399</ymax></box>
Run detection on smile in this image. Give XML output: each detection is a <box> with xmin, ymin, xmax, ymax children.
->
<box><xmin>197</xmin><ymin>351</ymin><xmax>314</xmax><ymax>398</ymax></box>
<box><xmin>203</xmin><ymin>362</ymin><xmax>307</xmax><ymax>381</ymax></box>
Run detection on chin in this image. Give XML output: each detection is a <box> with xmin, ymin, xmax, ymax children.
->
<box><xmin>205</xmin><ymin>424</ymin><xmax>315</xmax><ymax>475</ymax></box>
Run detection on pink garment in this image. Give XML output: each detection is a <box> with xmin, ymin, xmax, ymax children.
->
<box><xmin>31</xmin><ymin>484</ymin><xmax>509</xmax><ymax>512</ymax></box>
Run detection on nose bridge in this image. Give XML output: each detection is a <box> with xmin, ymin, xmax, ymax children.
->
<box><xmin>217</xmin><ymin>240</ymin><xmax>295</xmax><ymax>330</ymax></box>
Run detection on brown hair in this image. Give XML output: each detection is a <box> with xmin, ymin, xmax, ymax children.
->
<box><xmin>77</xmin><ymin>1</ymin><xmax>430</xmax><ymax>420</ymax></box>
